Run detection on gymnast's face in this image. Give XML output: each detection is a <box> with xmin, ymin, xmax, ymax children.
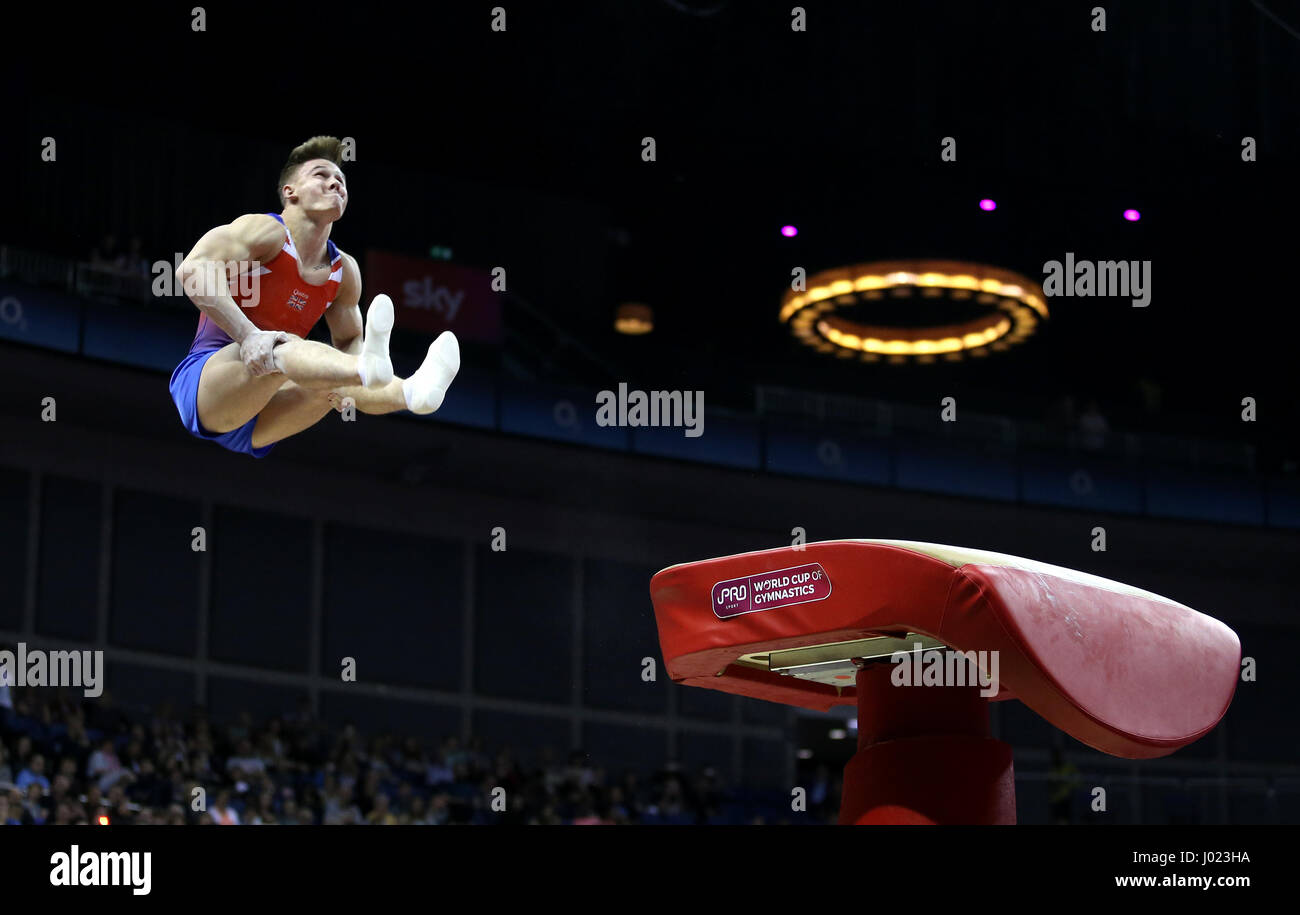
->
<box><xmin>290</xmin><ymin>158</ymin><xmax>348</xmax><ymax>219</ymax></box>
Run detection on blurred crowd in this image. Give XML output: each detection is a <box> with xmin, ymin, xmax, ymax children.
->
<box><xmin>0</xmin><ymin>685</ymin><xmax>832</xmax><ymax>826</ymax></box>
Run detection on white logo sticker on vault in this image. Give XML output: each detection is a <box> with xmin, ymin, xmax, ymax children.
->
<box><xmin>712</xmin><ymin>563</ymin><xmax>832</xmax><ymax>618</ymax></box>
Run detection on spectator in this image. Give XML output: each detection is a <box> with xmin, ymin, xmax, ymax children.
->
<box><xmin>242</xmin><ymin>789</ymin><xmax>275</xmax><ymax>825</ymax></box>
<box><xmin>442</xmin><ymin>736</ymin><xmax>470</xmax><ymax>771</ymax></box>
<box><xmin>400</xmin><ymin>794</ymin><xmax>421</xmax><ymax>825</ymax></box>
<box><xmin>90</xmin><ymin>234</ymin><xmax>121</xmax><ymax>271</ymax></box>
<box><xmin>87</xmin><ymin>739</ymin><xmax>130</xmax><ymax>792</ymax></box>
<box><xmin>393</xmin><ymin>781</ymin><xmax>415</xmax><ymax>818</ymax></box>
<box><xmin>53</xmin><ymin>800</ymin><xmax>81</xmax><ymax>825</ymax></box>
<box><xmin>606</xmin><ymin>786</ymin><xmax>630</xmax><ymax>823</ymax></box>
<box><xmin>493</xmin><ymin>750</ymin><xmax>523</xmax><ymax>796</ymax></box>
<box><xmin>12</xmin><ymin>736</ymin><xmax>33</xmax><ymax>773</ymax></box>
<box><xmin>211</xmin><ymin>789</ymin><xmax>240</xmax><ymax>826</ymax></box>
<box><xmin>16</xmin><ymin>753</ymin><xmax>50</xmax><ymax>793</ymax></box>
<box><xmin>398</xmin><ymin>737</ymin><xmax>425</xmax><ymax>780</ymax></box>
<box><xmin>279</xmin><ymin>796</ymin><xmax>304</xmax><ymax>826</ymax></box>
<box><xmin>168</xmin><ymin>767</ymin><xmax>189</xmax><ymax>809</ymax></box>
<box><xmin>87</xmin><ymin>738</ymin><xmax>118</xmax><ymax>778</ymax></box>
<box><xmin>121</xmin><ymin>236</ymin><xmax>150</xmax><ymax>278</ymax></box>
<box><xmin>322</xmin><ymin>782</ymin><xmax>360</xmax><ymax>825</ymax></box>
<box><xmin>22</xmin><ymin>783</ymin><xmax>46</xmax><ymax>825</ymax></box>
<box><xmin>60</xmin><ymin>718</ymin><xmax>92</xmax><ymax>774</ymax></box>
<box><xmin>338</xmin><ymin>755</ymin><xmax>360</xmax><ymax>793</ymax></box>
<box><xmin>694</xmin><ymin>767</ymin><xmax>722</xmax><ymax>821</ymax></box>
<box><xmin>1078</xmin><ymin>399</ymin><xmax>1110</xmax><ymax>451</ymax></box>
<box><xmin>426</xmin><ymin>748</ymin><xmax>454</xmax><ymax>787</ymax></box>
<box><xmin>366</xmin><ymin>792</ymin><xmax>399</xmax><ymax>825</ymax></box>
<box><xmin>126</xmin><ymin>758</ymin><xmax>170</xmax><ymax>809</ymax></box>
<box><xmin>620</xmin><ymin>772</ymin><xmax>648</xmax><ymax>818</ymax></box>
<box><xmin>262</xmin><ymin>719</ymin><xmax>286</xmax><ymax>762</ymax></box>
<box><xmin>227</xmin><ymin>738</ymin><xmax>267</xmax><ymax>779</ymax></box>
<box><xmin>190</xmin><ymin>750</ymin><xmax>215</xmax><ymax>783</ymax></box>
<box><xmin>531</xmin><ymin>802</ymin><xmax>562</xmax><ymax>826</ymax></box>
<box><xmin>45</xmin><ymin>773</ymin><xmax>73</xmax><ymax>817</ymax></box>
<box><xmin>106</xmin><ymin>783</ymin><xmax>130</xmax><ymax>819</ymax></box>
<box><xmin>427</xmin><ymin>793</ymin><xmax>450</xmax><ymax>826</ymax></box>
<box><xmin>565</xmin><ymin>750</ymin><xmax>595</xmax><ymax>789</ymax></box>
<box><xmin>1</xmin><ymin>788</ymin><xmax>22</xmax><ymax>825</ymax></box>
<box><xmin>654</xmin><ymin>775</ymin><xmax>686</xmax><ymax>818</ymax></box>
<box><xmin>540</xmin><ymin>747</ymin><xmax>565</xmax><ymax>794</ymax></box>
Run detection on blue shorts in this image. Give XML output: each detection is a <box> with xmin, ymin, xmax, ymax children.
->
<box><xmin>168</xmin><ymin>347</ymin><xmax>276</xmax><ymax>458</ymax></box>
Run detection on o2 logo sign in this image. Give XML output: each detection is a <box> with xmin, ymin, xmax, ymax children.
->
<box><xmin>711</xmin><ymin>563</ymin><xmax>832</xmax><ymax>619</ymax></box>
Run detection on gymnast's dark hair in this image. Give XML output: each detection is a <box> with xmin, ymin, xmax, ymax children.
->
<box><xmin>277</xmin><ymin>136</ymin><xmax>344</xmax><ymax>208</ymax></box>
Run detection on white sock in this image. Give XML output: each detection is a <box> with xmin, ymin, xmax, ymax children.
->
<box><xmin>402</xmin><ymin>332</ymin><xmax>460</xmax><ymax>414</ymax></box>
<box><xmin>358</xmin><ymin>294</ymin><xmax>394</xmax><ymax>388</ymax></box>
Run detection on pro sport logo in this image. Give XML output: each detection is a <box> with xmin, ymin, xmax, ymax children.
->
<box><xmin>711</xmin><ymin>563</ymin><xmax>831</xmax><ymax>619</ymax></box>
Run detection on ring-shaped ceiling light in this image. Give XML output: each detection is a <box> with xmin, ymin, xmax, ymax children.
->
<box><xmin>780</xmin><ymin>260</ymin><xmax>1049</xmax><ymax>363</ymax></box>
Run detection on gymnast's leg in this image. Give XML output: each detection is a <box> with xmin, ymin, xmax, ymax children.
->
<box><xmin>250</xmin><ymin>331</ymin><xmax>460</xmax><ymax>446</ymax></box>
<box><xmin>325</xmin><ymin>332</ymin><xmax>460</xmax><ymax>416</ymax></box>
<box><xmin>196</xmin><ymin>296</ymin><xmax>394</xmax><ymax>435</ymax></box>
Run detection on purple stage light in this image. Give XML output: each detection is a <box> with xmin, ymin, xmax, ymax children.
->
<box><xmin>1123</xmin><ymin>209</ymin><xmax>1141</xmax><ymax>222</ymax></box>
<box><xmin>979</xmin><ymin>199</ymin><xmax>997</xmax><ymax>211</ymax></box>
<box><xmin>781</xmin><ymin>225</ymin><xmax>798</xmax><ymax>237</ymax></box>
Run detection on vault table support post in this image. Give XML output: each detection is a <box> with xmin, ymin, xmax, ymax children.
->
<box><xmin>838</xmin><ymin>664</ymin><xmax>1016</xmax><ymax>824</ymax></box>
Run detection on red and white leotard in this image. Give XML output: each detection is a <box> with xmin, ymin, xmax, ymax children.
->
<box><xmin>187</xmin><ymin>212</ymin><xmax>343</xmax><ymax>353</ymax></box>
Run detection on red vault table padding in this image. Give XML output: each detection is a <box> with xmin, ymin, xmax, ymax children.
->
<box><xmin>649</xmin><ymin>539</ymin><xmax>1240</xmax><ymax>760</ymax></box>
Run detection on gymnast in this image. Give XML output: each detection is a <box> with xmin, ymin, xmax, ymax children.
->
<box><xmin>168</xmin><ymin>135</ymin><xmax>459</xmax><ymax>458</ymax></box>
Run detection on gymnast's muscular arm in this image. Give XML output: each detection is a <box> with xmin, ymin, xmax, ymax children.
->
<box><xmin>177</xmin><ymin>213</ymin><xmax>287</xmax><ymax>374</ymax></box>
<box><xmin>323</xmin><ymin>252</ymin><xmax>364</xmax><ymax>357</ymax></box>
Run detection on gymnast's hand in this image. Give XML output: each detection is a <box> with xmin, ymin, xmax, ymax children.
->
<box><xmin>239</xmin><ymin>330</ymin><xmax>289</xmax><ymax>376</ymax></box>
